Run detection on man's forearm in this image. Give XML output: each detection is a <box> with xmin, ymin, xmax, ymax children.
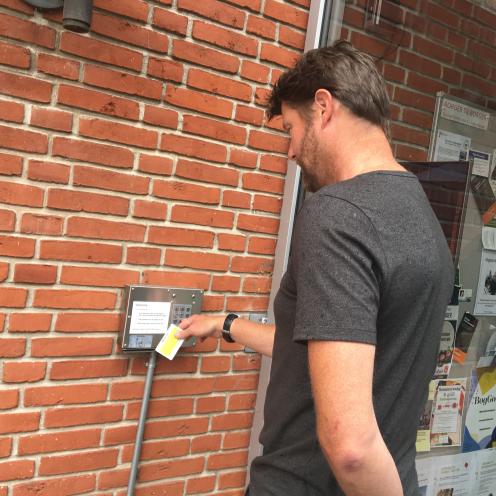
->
<box><xmin>229</xmin><ymin>317</ymin><xmax>275</xmax><ymax>357</ymax></box>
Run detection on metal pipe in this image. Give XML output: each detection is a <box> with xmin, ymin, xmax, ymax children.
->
<box><xmin>127</xmin><ymin>351</ymin><xmax>157</xmax><ymax>496</ymax></box>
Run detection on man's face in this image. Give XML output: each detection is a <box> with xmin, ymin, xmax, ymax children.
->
<box><xmin>281</xmin><ymin>102</ymin><xmax>324</xmax><ymax>193</ymax></box>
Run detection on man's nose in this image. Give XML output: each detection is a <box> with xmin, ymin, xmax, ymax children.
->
<box><xmin>287</xmin><ymin>143</ymin><xmax>296</xmax><ymax>161</ymax></box>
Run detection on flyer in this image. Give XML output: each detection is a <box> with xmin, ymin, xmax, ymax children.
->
<box><xmin>435</xmin><ymin>308</ymin><xmax>458</xmax><ymax>378</ymax></box>
<box><xmin>432</xmin><ymin>452</ymin><xmax>476</xmax><ymax>496</ymax></box>
<box><xmin>433</xmin><ymin>130</ymin><xmax>470</xmax><ymax>162</ymax></box>
<box><xmin>469</xmin><ymin>150</ymin><xmax>491</xmax><ymax>177</ymax></box>
<box><xmin>475</xmin><ymin>250</ymin><xmax>496</xmax><ymax>316</ymax></box>
<box><xmin>430</xmin><ymin>379</ymin><xmax>466</xmax><ymax>448</ymax></box>
<box><xmin>462</xmin><ymin>367</ymin><xmax>496</xmax><ymax>452</ymax></box>
<box><xmin>453</xmin><ymin>313</ymin><xmax>479</xmax><ymax>364</ymax></box>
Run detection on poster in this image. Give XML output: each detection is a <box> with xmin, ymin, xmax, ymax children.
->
<box><xmin>430</xmin><ymin>379</ymin><xmax>466</xmax><ymax>448</ymax></box>
<box><xmin>453</xmin><ymin>313</ymin><xmax>479</xmax><ymax>364</ymax></box>
<box><xmin>435</xmin><ymin>305</ymin><xmax>459</xmax><ymax>378</ymax></box>
<box><xmin>433</xmin><ymin>130</ymin><xmax>470</xmax><ymax>162</ymax></box>
<box><xmin>129</xmin><ymin>301</ymin><xmax>171</xmax><ymax>334</ymax></box>
<box><xmin>470</xmin><ymin>150</ymin><xmax>491</xmax><ymax>177</ymax></box>
<box><xmin>475</xmin><ymin>250</ymin><xmax>496</xmax><ymax>316</ymax></box>
<box><xmin>462</xmin><ymin>367</ymin><xmax>496</xmax><ymax>452</ymax></box>
<box><xmin>473</xmin><ymin>448</ymin><xmax>496</xmax><ymax>495</ymax></box>
<box><xmin>433</xmin><ymin>452</ymin><xmax>476</xmax><ymax>496</ymax></box>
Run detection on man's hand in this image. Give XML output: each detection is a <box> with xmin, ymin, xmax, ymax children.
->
<box><xmin>175</xmin><ymin>314</ymin><xmax>225</xmax><ymax>342</ymax></box>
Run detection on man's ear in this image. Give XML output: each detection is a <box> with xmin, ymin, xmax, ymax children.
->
<box><xmin>314</xmin><ymin>89</ymin><xmax>333</xmax><ymax>129</ymax></box>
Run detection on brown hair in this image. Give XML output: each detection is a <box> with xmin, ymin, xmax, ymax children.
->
<box><xmin>267</xmin><ymin>40</ymin><xmax>390</xmax><ymax>132</ymax></box>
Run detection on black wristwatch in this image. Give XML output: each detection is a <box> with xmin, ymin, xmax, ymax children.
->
<box><xmin>222</xmin><ymin>313</ymin><xmax>238</xmax><ymax>343</ymax></box>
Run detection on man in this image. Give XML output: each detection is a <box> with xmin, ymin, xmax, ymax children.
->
<box><xmin>177</xmin><ymin>41</ymin><xmax>454</xmax><ymax>495</ymax></box>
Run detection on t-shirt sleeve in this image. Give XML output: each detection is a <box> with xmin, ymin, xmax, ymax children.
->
<box><xmin>292</xmin><ymin>195</ymin><xmax>383</xmax><ymax>345</ymax></box>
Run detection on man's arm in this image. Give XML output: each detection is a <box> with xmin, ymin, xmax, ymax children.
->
<box><xmin>308</xmin><ymin>340</ymin><xmax>403</xmax><ymax>496</ymax></box>
<box><xmin>176</xmin><ymin>314</ymin><xmax>275</xmax><ymax>357</ymax></box>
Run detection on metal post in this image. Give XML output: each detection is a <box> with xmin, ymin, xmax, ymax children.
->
<box><xmin>127</xmin><ymin>351</ymin><xmax>157</xmax><ymax>496</ymax></box>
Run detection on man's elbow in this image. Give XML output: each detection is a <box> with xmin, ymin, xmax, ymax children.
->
<box><xmin>317</xmin><ymin>426</ymin><xmax>376</xmax><ymax>474</ymax></box>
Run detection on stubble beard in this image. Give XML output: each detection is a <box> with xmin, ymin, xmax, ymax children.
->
<box><xmin>298</xmin><ymin>124</ymin><xmax>322</xmax><ymax>193</ymax></box>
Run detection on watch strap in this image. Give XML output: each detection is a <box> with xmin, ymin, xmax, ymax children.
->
<box><xmin>222</xmin><ymin>313</ymin><xmax>238</xmax><ymax>343</ymax></box>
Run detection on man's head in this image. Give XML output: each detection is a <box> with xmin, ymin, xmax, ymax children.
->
<box><xmin>267</xmin><ymin>40</ymin><xmax>390</xmax><ymax>132</ymax></box>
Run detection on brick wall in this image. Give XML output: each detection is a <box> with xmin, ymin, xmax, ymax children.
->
<box><xmin>341</xmin><ymin>0</ymin><xmax>496</xmax><ymax>162</ymax></box>
<box><xmin>0</xmin><ymin>0</ymin><xmax>309</xmax><ymax>494</ymax></box>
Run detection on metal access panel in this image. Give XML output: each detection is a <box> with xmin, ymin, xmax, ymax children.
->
<box><xmin>120</xmin><ymin>285</ymin><xmax>203</xmax><ymax>352</ymax></box>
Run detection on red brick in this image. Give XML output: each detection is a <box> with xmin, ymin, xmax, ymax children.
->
<box><xmin>260</xmin><ymin>155</ymin><xmax>287</xmax><ymax>173</ymax></box>
<box><xmin>178</xmin><ymin>0</ymin><xmax>245</xmax><ymax>28</ymax></box>
<box><xmin>45</xmin><ymin>404</ymin><xmax>123</xmax><ymax>428</ymax></box>
<box><xmin>171</xmin><ymin>205</ymin><xmax>234</xmax><ymax>228</ymax></box>
<box><xmin>33</xmin><ymin>289</ymin><xmax>116</xmax><ymax>310</ymax></box>
<box><xmin>143</xmin><ymin>271</ymin><xmax>210</xmax><ymax>290</ymax></box>
<box><xmin>0</xmin><ymin>411</ymin><xmax>39</xmax><ymax>434</ymax></box>
<box><xmin>97</xmin><ymin>467</ymin><xmax>129</xmax><ymax>490</ymax></box>
<box><xmin>13</xmin><ymin>474</ymin><xmax>96</xmax><ymax>496</ymax></box>
<box><xmin>54</xmin><ymin>313</ymin><xmax>120</xmax><ymax>333</ymax></box>
<box><xmin>231</xmin><ymin>255</ymin><xmax>273</xmax><ymax>274</ymax></box>
<box><xmin>58</xmin><ymin>84</ymin><xmax>140</xmax><ymax>121</ymax></box>
<box><xmin>247</xmin><ymin>15</ymin><xmax>276</xmax><ymax>40</ymax></box>
<box><xmin>28</xmin><ymin>160</ymin><xmax>70</xmax><ymax>184</ymax></box>
<box><xmin>227</xmin><ymin>296</ymin><xmax>269</xmax><ymax>311</ymax></box>
<box><xmin>207</xmin><ymin>450</ymin><xmax>248</xmax><ymax>470</ymax></box>
<box><xmin>260</xmin><ymin>43</ymin><xmax>300</xmax><ymax>68</ymax></box>
<box><xmin>222</xmin><ymin>190</ymin><xmax>251</xmax><ymax>209</ymax></box>
<box><xmin>0</xmin><ymin>40</ymin><xmax>30</xmax><ymax>69</ymax></box>
<box><xmin>153</xmin><ymin>180</ymin><xmax>220</xmax><ymax>205</ymax></box>
<box><xmin>241</xmin><ymin>60</ymin><xmax>270</xmax><ymax>83</ymax></box>
<box><xmin>413</xmin><ymin>35</ymin><xmax>454</xmax><ymax>64</ymax></box>
<box><xmin>0</xmin><ymin>124</ymin><xmax>47</xmax><ymax>154</ymax></box>
<box><xmin>264</xmin><ymin>0</ymin><xmax>308</xmax><ymax>29</ymax></box>
<box><xmin>24</xmin><ymin>383</ymin><xmax>108</xmax><ymax>407</ymax></box>
<box><xmin>0</xmin><ymin>180</ymin><xmax>43</xmax><ymax>207</ymax></box>
<box><xmin>39</xmin><ymin>448</ymin><xmax>119</xmax><ymax>476</ymax></box>
<box><xmin>191</xmin><ymin>434</ymin><xmax>222</xmax><ymax>453</ymax></box>
<box><xmin>173</xmin><ymin>39</ymin><xmax>239</xmax><ymax>74</ymax></box>
<box><xmin>212</xmin><ymin>275</ymin><xmax>241</xmax><ymax>292</ymax></box>
<box><xmin>0</xmin><ymin>235</ymin><xmax>35</xmax><ymax>258</ymax></box>
<box><xmin>237</xmin><ymin>213</ymin><xmax>279</xmax><ymax>234</ymax></box>
<box><xmin>60</xmin><ymin>32</ymin><xmax>142</xmax><ymax>71</ymax></box>
<box><xmin>218</xmin><ymin>233</ymin><xmax>246</xmax><ymax>252</ymax></box>
<box><xmin>40</xmin><ymin>240</ymin><xmax>122</xmax><ymax>264</ymax></box>
<box><xmin>201</xmin><ymin>295</ymin><xmax>225</xmax><ymax>312</ymax></box>
<box><xmin>183</xmin><ymin>115</ymin><xmax>246</xmax><ymax>147</ymax></box>
<box><xmin>9</xmin><ymin>313</ymin><xmax>51</xmax><ymax>333</ymax></box>
<box><xmin>92</xmin><ymin>12</ymin><xmax>168</xmax><ymax>53</ymax></box>
<box><xmin>160</xmin><ymin>134</ymin><xmax>227</xmax><ymax>163</ymax></box>
<box><xmin>67</xmin><ymin>215</ymin><xmax>145</xmax><ymax>243</ymax></box>
<box><xmin>133</xmin><ymin>199</ymin><xmax>167</xmax><ymax>221</ymax></box>
<box><xmin>227</xmin><ymin>0</ymin><xmax>261</xmax><ymax>11</ymax></box>
<box><xmin>93</xmin><ymin>0</ymin><xmax>149</xmax><ymax>22</ymax></box>
<box><xmin>52</xmin><ymin>137</ymin><xmax>134</xmax><ymax>168</ymax></box>
<box><xmin>18</xmin><ymin>429</ymin><xmax>100</xmax><ymax>455</ymax></box>
<box><xmin>37</xmin><ymin>53</ymin><xmax>80</xmax><ymax>80</ymax></box>
<box><xmin>398</xmin><ymin>51</ymin><xmax>441</xmax><ymax>79</ymax></box>
<box><xmin>60</xmin><ymin>266</ymin><xmax>139</xmax><ymax>288</ymax></box>
<box><xmin>228</xmin><ymin>392</ymin><xmax>257</xmax><ymax>411</ymax></box>
<box><xmin>219</xmin><ymin>470</ymin><xmax>247</xmax><ymax>489</ymax></box>
<box><xmin>3</xmin><ymin>361</ymin><xmax>46</xmax><ymax>383</ymax></box>
<box><xmin>165</xmin><ymin>249</ymin><xmax>229</xmax><ymax>271</ymax></box>
<box><xmin>0</xmin><ymin>209</ymin><xmax>15</xmax><ymax>231</ymax></box>
<box><xmin>248</xmin><ymin>130</ymin><xmax>288</xmax><ymax>153</ymax></box>
<box><xmin>0</xmin><ymin>288</ymin><xmax>27</xmax><ymax>308</ymax></box>
<box><xmin>192</xmin><ymin>20</ymin><xmax>258</xmax><ymax>56</ymax></box>
<box><xmin>127</xmin><ymin>246</ymin><xmax>162</xmax><ymax>266</ymax></box>
<box><xmin>84</xmin><ymin>64</ymin><xmax>163</xmax><ymax>101</ymax></box>
<box><xmin>0</xmin><ymin>0</ymin><xmax>34</xmax><ymax>14</ymax></box>
<box><xmin>0</xmin><ymin>99</ymin><xmax>24</xmax><ymax>123</ymax></box>
<box><xmin>212</xmin><ymin>411</ymin><xmax>254</xmax><ymax>430</ymax></box>
<box><xmin>165</xmin><ymin>85</ymin><xmax>233</xmax><ymax>119</ymax></box>
<box><xmin>0</xmin><ymin>437</ymin><xmax>11</xmax><ymax>457</ymax></box>
<box><xmin>20</xmin><ymin>214</ymin><xmax>62</xmax><ymax>236</ymax></box>
<box><xmin>47</xmin><ymin>188</ymin><xmax>129</xmax><ymax>216</ymax></box>
<box><xmin>177</xmin><ymin>158</ymin><xmax>239</xmax><ymax>186</ymax></box>
<box><xmin>248</xmin><ymin>236</ymin><xmax>277</xmax><ymax>255</ymax></box>
<box><xmin>138</xmin><ymin>456</ymin><xmax>204</xmax><ymax>481</ymax></box>
<box><xmin>143</xmin><ymin>104</ymin><xmax>178</xmax><ymax>129</ymax></box>
<box><xmin>148</xmin><ymin>226</ymin><xmax>214</xmax><ymax>247</ymax></box>
<box><xmin>138</xmin><ymin>154</ymin><xmax>173</xmax><ymax>176</ymax></box>
<box><xmin>79</xmin><ymin>117</ymin><xmax>158</xmax><ymax>149</ymax></box>
<box><xmin>0</xmin><ymin>263</ymin><xmax>7</xmax><ymax>282</ymax></box>
<box><xmin>122</xmin><ymin>438</ymin><xmax>190</xmax><ymax>462</ymax></box>
<box><xmin>393</xmin><ymin>88</ymin><xmax>435</xmax><ymax>113</ymax></box>
<box><xmin>0</xmin><ymin>152</ymin><xmax>22</xmax><ymax>176</ymax></box>
<box><xmin>30</xmin><ymin>107</ymin><xmax>72</xmax><ymax>133</ymax></box>
<box><xmin>0</xmin><ymin>460</ymin><xmax>34</xmax><ymax>482</ymax></box>
<box><xmin>0</xmin><ymin>70</ymin><xmax>51</xmax><ymax>103</ymax></box>
<box><xmin>147</xmin><ymin>56</ymin><xmax>184</xmax><ymax>83</ymax></box>
<box><xmin>144</xmin><ymin>416</ymin><xmax>210</xmax><ymax>439</ymax></box>
<box><xmin>279</xmin><ymin>25</ymin><xmax>305</xmax><ymax>49</ymax></box>
<box><xmin>188</xmin><ymin>68</ymin><xmax>252</xmax><ymax>102</ymax></box>
<box><xmin>243</xmin><ymin>276</ymin><xmax>272</xmax><ymax>293</ymax></box>
<box><xmin>253</xmin><ymin>194</ymin><xmax>282</xmax><ymax>214</ymax></box>
<box><xmin>186</xmin><ymin>475</ymin><xmax>216</xmax><ymax>494</ymax></box>
<box><xmin>243</xmin><ymin>172</ymin><xmax>284</xmax><ymax>194</ymax></box>
<box><xmin>213</xmin><ymin>373</ymin><xmax>259</xmax><ymax>391</ymax></box>
<box><xmin>406</xmin><ymin>72</ymin><xmax>448</xmax><ymax>96</ymax></box>
<box><xmin>0</xmin><ymin>389</ymin><xmax>18</xmax><ymax>410</ymax></box>
<box><xmin>235</xmin><ymin>105</ymin><xmax>264</xmax><ymax>126</ymax></box>
<box><xmin>133</xmin><ymin>356</ymin><xmax>198</xmax><ymax>376</ymax></box>
<box><xmin>153</xmin><ymin>7</ymin><xmax>189</xmax><ymax>35</ymax></box>
<box><xmin>395</xmin><ymin>144</ymin><xmax>427</xmax><ymax>162</ymax></box>
<box><xmin>229</xmin><ymin>149</ymin><xmax>258</xmax><ymax>169</ymax></box>
<box><xmin>74</xmin><ymin>165</ymin><xmax>149</xmax><ymax>195</ymax></box>
<box><xmin>14</xmin><ymin>264</ymin><xmax>56</xmax><ymax>284</ymax></box>
<box><xmin>0</xmin><ymin>12</ymin><xmax>55</xmax><ymax>48</ymax></box>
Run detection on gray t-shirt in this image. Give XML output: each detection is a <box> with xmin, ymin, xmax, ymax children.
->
<box><xmin>249</xmin><ymin>171</ymin><xmax>454</xmax><ymax>495</ymax></box>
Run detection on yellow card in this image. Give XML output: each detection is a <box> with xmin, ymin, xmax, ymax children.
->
<box><xmin>155</xmin><ymin>324</ymin><xmax>183</xmax><ymax>360</ymax></box>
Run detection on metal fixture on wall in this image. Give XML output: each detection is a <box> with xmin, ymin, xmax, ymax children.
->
<box><xmin>22</xmin><ymin>0</ymin><xmax>93</xmax><ymax>33</ymax></box>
